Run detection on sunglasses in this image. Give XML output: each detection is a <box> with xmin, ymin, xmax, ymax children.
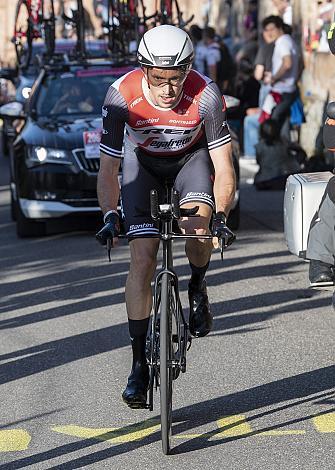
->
<box><xmin>147</xmin><ymin>69</ymin><xmax>188</xmax><ymax>88</ymax></box>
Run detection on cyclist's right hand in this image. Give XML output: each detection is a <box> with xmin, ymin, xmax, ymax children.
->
<box><xmin>212</xmin><ymin>211</ymin><xmax>236</xmax><ymax>250</ymax></box>
<box><xmin>95</xmin><ymin>212</ymin><xmax>120</xmax><ymax>247</ymax></box>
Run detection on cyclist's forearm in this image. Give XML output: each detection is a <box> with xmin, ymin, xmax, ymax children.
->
<box><xmin>213</xmin><ymin>172</ymin><xmax>236</xmax><ymax>217</ymax></box>
<box><xmin>210</xmin><ymin>144</ymin><xmax>236</xmax><ymax>216</ymax></box>
<box><xmin>97</xmin><ymin>176</ymin><xmax>120</xmax><ymax>215</ymax></box>
<box><xmin>97</xmin><ymin>154</ymin><xmax>120</xmax><ymax>215</ymax></box>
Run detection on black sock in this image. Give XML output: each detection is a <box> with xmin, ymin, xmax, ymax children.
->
<box><xmin>128</xmin><ymin>318</ymin><xmax>150</xmax><ymax>370</ymax></box>
<box><xmin>189</xmin><ymin>261</ymin><xmax>209</xmax><ymax>288</ymax></box>
<box><xmin>128</xmin><ymin>318</ymin><xmax>150</xmax><ymax>338</ymax></box>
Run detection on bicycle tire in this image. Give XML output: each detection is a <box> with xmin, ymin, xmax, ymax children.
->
<box><xmin>160</xmin><ymin>272</ymin><xmax>174</xmax><ymax>455</ymax></box>
<box><xmin>14</xmin><ymin>0</ymin><xmax>33</xmax><ymax>69</ymax></box>
<box><xmin>41</xmin><ymin>0</ymin><xmax>56</xmax><ymax>59</ymax></box>
<box><xmin>76</xmin><ymin>0</ymin><xmax>86</xmax><ymax>57</ymax></box>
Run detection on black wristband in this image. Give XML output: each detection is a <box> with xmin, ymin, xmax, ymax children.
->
<box><xmin>215</xmin><ymin>211</ymin><xmax>227</xmax><ymax>222</ymax></box>
<box><xmin>105</xmin><ymin>212</ymin><xmax>119</xmax><ymax>224</ymax></box>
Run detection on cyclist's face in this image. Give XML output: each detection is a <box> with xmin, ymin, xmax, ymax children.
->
<box><xmin>145</xmin><ymin>67</ymin><xmax>187</xmax><ymax>108</ymax></box>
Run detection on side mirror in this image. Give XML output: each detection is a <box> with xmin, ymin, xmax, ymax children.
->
<box><xmin>0</xmin><ymin>101</ymin><xmax>26</xmax><ymax>120</ymax></box>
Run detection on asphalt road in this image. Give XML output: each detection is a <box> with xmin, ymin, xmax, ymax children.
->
<box><xmin>0</xmin><ymin>153</ymin><xmax>334</xmax><ymax>470</ymax></box>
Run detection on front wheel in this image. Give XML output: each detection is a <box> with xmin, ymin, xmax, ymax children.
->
<box><xmin>159</xmin><ymin>272</ymin><xmax>174</xmax><ymax>455</ymax></box>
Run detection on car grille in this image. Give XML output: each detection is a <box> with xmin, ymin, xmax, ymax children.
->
<box><xmin>73</xmin><ymin>149</ymin><xmax>100</xmax><ymax>174</ymax></box>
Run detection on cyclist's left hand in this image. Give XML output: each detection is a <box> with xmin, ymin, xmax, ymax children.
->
<box><xmin>212</xmin><ymin>211</ymin><xmax>236</xmax><ymax>249</ymax></box>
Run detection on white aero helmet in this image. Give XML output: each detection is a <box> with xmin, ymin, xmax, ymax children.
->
<box><xmin>137</xmin><ymin>25</ymin><xmax>194</xmax><ymax>69</ymax></box>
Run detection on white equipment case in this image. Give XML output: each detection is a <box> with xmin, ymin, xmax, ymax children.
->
<box><xmin>284</xmin><ymin>171</ymin><xmax>333</xmax><ymax>258</ymax></box>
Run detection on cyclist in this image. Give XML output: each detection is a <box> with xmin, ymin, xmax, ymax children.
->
<box><xmin>96</xmin><ymin>25</ymin><xmax>236</xmax><ymax>409</ymax></box>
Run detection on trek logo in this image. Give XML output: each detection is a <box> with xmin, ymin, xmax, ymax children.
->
<box><xmin>133</xmin><ymin>127</ymin><xmax>197</xmax><ymax>135</ymax></box>
<box><xmin>130</xmin><ymin>97</ymin><xmax>143</xmax><ymax>109</ymax></box>
<box><xmin>183</xmin><ymin>93</ymin><xmax>197</xmax><ymax>105</ymax></box>
<box><xmin>141</xmin><ymin>136</ymin><xmax>193</xmax><ymax>150</ymax></box>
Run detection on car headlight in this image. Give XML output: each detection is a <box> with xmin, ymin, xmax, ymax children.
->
<box><xmin>28</xmin><ymin>146</ymin><xmax>73</xmax><ymax>165</ymax></box>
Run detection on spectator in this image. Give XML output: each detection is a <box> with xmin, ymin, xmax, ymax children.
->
<box><xmin>307</xmin><ymin>100</ymin><xmax>335</xmax><ymax>286</ymax></box>
<box><xmin>202</xmin><ymin>26</ymin><xmax>235</xmax><ymax>93</ymax></box>
<box><xmin>259</xmin><ymin>15</ymin><xmax>299</xmax><ymax>132</ymax></box>
<box><xmin>254</xmin><ymin>119</ymin><xmax>300</xmax><ymax>189</ymax></box>
<box><xmin>243</xmin><ymin>27</ymin><xmax>274</xmax><ymax>159</ymax></box>
<box><xmin>189</xmin><ymin>24</ymin><xmax>207</xmax><ymax>75</ymax></box>
<box><xmin>243</xmin><ymin>0</ymin><xmax>258</xmax><ymax>40</ymax></box>
<box><xmin>202</xmin><ymin>27</ymin><xmax>221</xmax><ymax>84</ymax></box>
<box><xmin>306</xmin><ymin>24</ymin><xmax>335</xmax><ymax>287</ymax></box>
<box><xmin>272</xmin><ymin>0</ymin><xmax>292</xmax><ymax>25</ymax></box>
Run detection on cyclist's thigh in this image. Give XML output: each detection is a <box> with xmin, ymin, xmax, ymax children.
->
<box><xmin>175</xmin><ymin>145</ymin><xmax>214</xmax><ymax>233</ymax></box>
<box><xmin>121</xmin><ymin>140</ymin><xmax>162</xmax><ymax>239</ymax></box>
<box><xmin>175</xmin><ymin>145</ymin><xmax>214</xmax><ymax>210</ymax></box>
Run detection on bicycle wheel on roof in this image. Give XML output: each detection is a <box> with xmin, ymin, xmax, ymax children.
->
<box><xmin>14</xmin><ymin>0</ymin><xmax>33</xmax><ymax>69</ymax></box>
<box><xmin>41</xmin><ymin>0</ymin><xmax>56</xmax><ymax>59</ymax></box>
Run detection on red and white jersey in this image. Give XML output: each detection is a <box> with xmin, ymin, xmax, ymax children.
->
<box><xmin>100</xmin><ymin>68</ymin><xmax>231</xmax><ymax>158</ymax></box>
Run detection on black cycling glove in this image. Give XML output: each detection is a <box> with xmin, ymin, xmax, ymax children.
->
<box><xmin>212</xmin><ymin>211</ymin><xmax>236</xmax><ymax>249</ymax></box>
<box><xmin>96</xmin><ymin>212</ymin><xmax>120</xmax><ymax>246</ymax></box>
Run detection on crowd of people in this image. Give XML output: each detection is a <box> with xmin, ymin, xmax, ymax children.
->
<box><xmin>188</xmin><ymin>0</ymin><xmax>308</xmax><ymax>190</ymax></box>
<box><xmin>186</xmin><ymin>1</ymin><xmax>335</xmax><ymax>289</ymax></box>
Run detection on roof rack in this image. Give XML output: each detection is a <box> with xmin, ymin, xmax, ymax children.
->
<box><xmin>34</xmin><ymin>50</ymin><xmax>137</xmax><ymax>72</ymax></box>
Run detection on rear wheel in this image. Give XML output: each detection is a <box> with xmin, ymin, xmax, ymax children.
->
<box><xmin>160</xmin><ymin>273</ymin><xmax>174</xmax><ymax>455</ymax></box>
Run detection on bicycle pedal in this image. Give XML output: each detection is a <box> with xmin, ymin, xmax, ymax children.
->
<box><xmin>187</xmin><ymin>337</ymin><xmax>192</xmax><ymax>351</ymax></box>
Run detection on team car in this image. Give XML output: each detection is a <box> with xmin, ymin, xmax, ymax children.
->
<box><xmin>1</xmin><ymin>56</ymin><xmax>134</xmax><ymax>237</ymax></box>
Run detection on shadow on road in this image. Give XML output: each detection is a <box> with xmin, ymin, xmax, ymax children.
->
<box><xmin>1</xmin><ymin>365</ymin><xmax>334</xmax><ymax>468</ymax></box>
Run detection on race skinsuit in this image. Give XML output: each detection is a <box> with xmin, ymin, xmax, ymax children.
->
<box><xmin>100</xmin><ymin>68</ymin><xmax>231</xmax><ymax>238</ymax></box>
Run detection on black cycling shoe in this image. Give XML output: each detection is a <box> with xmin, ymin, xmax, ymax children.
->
<box><xmin>309</xmin><ymin>259</ymin><xmax>334</xmax><ymax>287</ymax></box>
<box><xmin>122</xmin><ymin>362</ymin><xmax>149</xmax><ymax>409</ymax></box>
<box><xmin>188</xmin><ymin>281</ymin><xmax>213</xmax><ymax>337</ymax></box>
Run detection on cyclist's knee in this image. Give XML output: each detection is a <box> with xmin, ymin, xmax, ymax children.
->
<box><xmin>179</xmin><ymin>219</ymin><xmax>210</xmax><ymax>236</ymax></box>
<box><xmin>179</xmin><ymin>203</ymin><xmax>212</xmax><ymax>235</ymax></box>
<box><xmin>129</xmin><ymin>239</ymin><xmax>158</xmax><ymax>275</ymax></box>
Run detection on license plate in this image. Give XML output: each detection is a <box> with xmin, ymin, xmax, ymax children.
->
<box><xmin>83</xmin><ymin>130</ymin><xmax>102</xmax><ymax>159</ymax></box>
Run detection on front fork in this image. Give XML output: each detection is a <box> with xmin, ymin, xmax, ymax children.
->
<box><xmin>146</xmin><ymin>270</ymin><xmax>190</xmax><ymax>411</ymax></box>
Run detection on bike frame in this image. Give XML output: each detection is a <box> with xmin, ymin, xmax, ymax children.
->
<box><xmin>145</xmin><ymin>180</ymin><xmax>212</xmax><ymax>454</ymax></box>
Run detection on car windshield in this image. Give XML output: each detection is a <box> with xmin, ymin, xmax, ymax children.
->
<box><xmin>35</xmin><ymin>68</ymin><xmax>130</xmax><ymax>117</ymax></box>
